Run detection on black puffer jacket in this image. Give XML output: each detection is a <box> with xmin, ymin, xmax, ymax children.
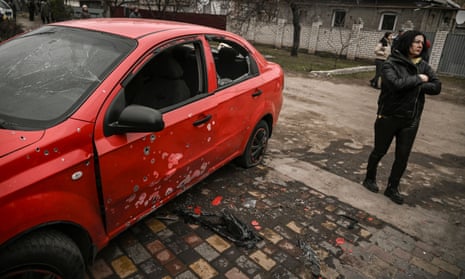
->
<box><xmin>378</xmin><ymin>50</ymin><xmax>441</xmax><ymax>119</ymax></box>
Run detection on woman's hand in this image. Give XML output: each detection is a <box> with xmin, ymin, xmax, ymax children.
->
<box><xmin>419</xmin><ymin>74</ymin><xmax>429</xmax><ymax>82</ymax></box>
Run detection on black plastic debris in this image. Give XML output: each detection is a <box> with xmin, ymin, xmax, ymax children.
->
<box><xmin>338</xmin><ymin>214</ymin><xmax>358</xmax><ymax>229</ymax></box>
<box><xmin>298</xmin><ymin>239</ymin><xmax>321</xmax><ymax>277</ymax></box>
<box><xmin>176</xmin><ymin>208</ymin><xmax>262</xmax><ymax>249</ymax></box>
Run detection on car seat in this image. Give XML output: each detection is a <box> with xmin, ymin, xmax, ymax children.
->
<box><xmin>133</xmin><ymin>53</ymin><xmax>190</xmax><ymax>109</ymax></box>
<box><xmin>216</xmin><ymin>47</ymin><xmax>247</xmax><ymax>80</ymax></box>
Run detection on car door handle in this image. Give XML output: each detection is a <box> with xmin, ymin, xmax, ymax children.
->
<box><xmin>252</xmin><ymin>89</ymin><xmax>262</xmax><ymax>97</ymax></box>
<box><xmin>193</xmin><ymin>114</ymin><xmax>212</xmax><ymax>126</ymax></box>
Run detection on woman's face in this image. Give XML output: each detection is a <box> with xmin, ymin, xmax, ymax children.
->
<box><xmin>409</xmin><ymin>35</ymin><xmax>424</xmax><ymax>58</ymax></box>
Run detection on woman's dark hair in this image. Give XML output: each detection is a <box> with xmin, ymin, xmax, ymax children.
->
<box><xmin>380</xmin><ymin>32</ymin><xmax>392</xmax><ymax>46</ymax></box>
<box><xmin>395</xmin><ymin>30</ymin><xmax>428</xmax><ymax>58</ymax></box>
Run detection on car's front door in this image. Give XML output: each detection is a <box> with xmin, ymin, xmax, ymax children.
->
<box><xmin>93</xmin><ymin>39</ymin><xmax>219</xmax><ymax>236</ymax></box>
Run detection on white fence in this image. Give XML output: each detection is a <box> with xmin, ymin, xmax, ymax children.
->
<box><xmin>229</xmin><ymin>18</ymin><xmax>464</xmax><ymax>77</ymax></box>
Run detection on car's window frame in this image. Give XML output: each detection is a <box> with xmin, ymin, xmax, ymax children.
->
<box><xmin>105</xmin><ymin>35</ymin><xmax>210</xmax><ymax>133</ymax></box>
<box><xmin>205</xmin><ymin>34</ymin><xmax>259</xmax><ymax>90</ymax></box>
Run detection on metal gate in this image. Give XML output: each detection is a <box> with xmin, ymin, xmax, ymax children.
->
<box><xmin>438</xmin><ymin>33</ymin><xmax>465</xmax><ymax>77</ymax></box>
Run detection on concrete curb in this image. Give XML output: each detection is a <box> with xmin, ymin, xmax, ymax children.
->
<box><xmin>310</xmin><ymin>65</ymin><xmax>375</xmax><ymax>77</ymax></box>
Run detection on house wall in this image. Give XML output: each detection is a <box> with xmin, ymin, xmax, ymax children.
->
<box><xmin>276</xmin><ymin>3</ymin><xmax>456</xmax><ymax>32</ymax></box>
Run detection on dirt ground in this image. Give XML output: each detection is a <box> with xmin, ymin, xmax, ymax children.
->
<box><xmin>267</xmin><ymin>73</ymin><xmax>465</xmax><ymax>256</ymax></box>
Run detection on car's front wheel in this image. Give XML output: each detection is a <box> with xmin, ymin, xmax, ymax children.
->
<box><xmin>236</xmin><ymin>120</ymin><xmax>270</xmax><ymax>168</ymax></box>
<box><xmin>0</xmin><ymin>230</ymin><xmax>85</xmax><ymax>279</ymax></box>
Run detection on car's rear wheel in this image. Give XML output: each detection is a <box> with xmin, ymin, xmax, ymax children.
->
<box><xmin>236</xmin><ymin>120</ymin><xmax>270</xmax><ymax>168</ymax></box>
<box><xmin>0</xmin><ymin>230</ymin><xmax>85</xmax><ymax>279</ymax></box>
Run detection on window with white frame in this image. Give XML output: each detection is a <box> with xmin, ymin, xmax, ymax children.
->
<box><xmin>332</xmin><ymin>10</ymin><xmax>346</xmax><ymax>27</ymax></box>
<box><xmin>379</xmin><ymin>13</ymin><xmax>397</xmax><ymax>31</ymax></box>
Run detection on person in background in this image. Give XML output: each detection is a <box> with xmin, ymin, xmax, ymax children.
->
<box><xmin>421</xmin><ymin>39</ymin><xmax>431</xmax><ymax>63</ymax></box>
<box><xmin>40</xmin><ymin>0</ymin><xmax>50</xmax><ymax>24</ymax></box>
<box><xmin>391</xmin><ymin>29</ymin><xmax>405</xmax><ymax>52</ymax></box>
<box><xmin>129</xmin><ymin>7</ymin><xmax>141</xmax><ymax>18</ymax></box>
<box><xmin>27</xmin><ymin>0</ymin><xmax>35</xmax><ymax>21</ymax></box>
<box><xmin>80</xmin><ymin>4</ymin><xmax>90</xmax><ymax>19</ymax></box>
<box><xmin>370</xmin><ymin>32</ymin><xmax>393</xmax><ymax>89</ymax></box>
<box><xmin>362</xmin><ymin>30</ymin><xmax>441</xmax><ymax>205</ymax></box>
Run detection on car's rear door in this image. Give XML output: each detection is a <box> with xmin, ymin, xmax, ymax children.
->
<box><xmin>203</xmin><ymin>35</ymin><xmax>264</xmax><ymax>161</ymax></box>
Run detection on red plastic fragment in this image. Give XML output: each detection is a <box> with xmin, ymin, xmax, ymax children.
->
<box><xmin>211</xmin><ymin>196</ymin><xmax>223</xmax><ymax>206</ymax></box>
<box><xmin>251</xmin><ymin>220</ymin><xmax>262</xmax><ymax>230</ymax></box>
<box><xmin>335</xmin><ymin>237</ymin><xmax>345</xmax><ymax>245</ymax></box>
<box><xmin>194</xmin><ymin>206</ymin><xmax>202</xmax><ymax>215</ymax></box>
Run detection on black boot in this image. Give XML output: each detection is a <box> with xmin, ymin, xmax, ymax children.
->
<box><xmin>384</xmin><ymin>183</ymin><xmax>404</xmax><ymax>204</ymax></box>
<box><xmin>362</xmin><ymin>178</ymin><xmax>379</xmax><ymax>193</ymax></box>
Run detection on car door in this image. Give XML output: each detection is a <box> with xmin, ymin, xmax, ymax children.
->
<box><xmin>204</xmin><ymin>36</ymin><xmax>263</xmax><ymax>161</ymax></box>
<box><xmin>93</xmin><ymin>38</ymin><xmax>220</xmax><ymax>236</ymax></box>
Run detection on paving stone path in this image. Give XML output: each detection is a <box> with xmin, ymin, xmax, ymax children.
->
<box><xmin>87</xmin><ymin>164</ymin><xmax>464</xmax><ymax>279</ymax></box>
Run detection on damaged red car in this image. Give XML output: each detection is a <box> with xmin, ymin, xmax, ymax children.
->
<box><xmin>0</xmin><ymin>18</ymin><xmax>283</xmax><ymax>278</ymax></box>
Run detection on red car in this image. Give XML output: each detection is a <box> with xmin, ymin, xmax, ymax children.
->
<box><xmin>0</xmin><ymin>18</ymin><xmax>283</xmax><ymax>277</ymax></box>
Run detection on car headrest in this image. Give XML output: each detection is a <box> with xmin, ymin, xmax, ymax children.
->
<box><xmin>218</xmin><ymin>47</ymin><xmax>238</xmax><ymax>62</ymax></box>
<box><xmin>172</xmin><ymin>45</ymin><xmax>192</xmax><ymax>61</ymax></box>
<box><xmin>151</xmin><ymin>53</ymin><xmax>183</xmax><ymax>79</ymax></box>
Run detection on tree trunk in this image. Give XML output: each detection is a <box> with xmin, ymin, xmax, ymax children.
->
<box><xmin>290</xmin><ymin>2</ymin><xmax>301</xmax><ymax>57</ymax></box>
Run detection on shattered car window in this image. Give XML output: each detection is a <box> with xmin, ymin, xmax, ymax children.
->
<box><xmin>0</xmin><ymin>26</ymin><xmax>136</xmax><ymax>130</ymax></box>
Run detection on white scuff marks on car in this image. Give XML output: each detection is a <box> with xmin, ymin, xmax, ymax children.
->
<box><xmin>176</xmin><ymin>161</ymin><xmax>209</xmax><ymax>191</ymax></box>
<box><xmin>135</xmin><ymin>192</ymin><xmax>147</xmax><ymax>208</ymax></box>
<box><xmin>126</xmin><ymin>193</ymin><xmax>136</xmax><ymax>203</ymax></box>
<box><xmin>168</xmin><ymin>153</ymin><xmax>183</xmax><ymax>169</ymax></box>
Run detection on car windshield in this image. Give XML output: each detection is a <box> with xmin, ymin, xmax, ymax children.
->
<box><xmin>0</xmin><ymin>26</ymin><xmax>136</xmax><ymax>130</ymax></box>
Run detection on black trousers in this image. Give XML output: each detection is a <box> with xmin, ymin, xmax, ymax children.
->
<box><xmin>371</xmin><ymin>59</ymin><xmax>384</xmax><ymax>87</ymax></box>
<box><xmin>366</xmin><ymin>115</ymin><xmax>420</xmax><ymax>186</ymax></box>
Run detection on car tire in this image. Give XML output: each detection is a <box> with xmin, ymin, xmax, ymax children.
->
<box><xmin>236</xmin><ymin>120</ymin><xmax>270</xmax><ymax>168</ymax></box>
<box><xmin>0</xmin><ymin>229</ymin><xmax>85</xmax><ymax>279</ymax></box>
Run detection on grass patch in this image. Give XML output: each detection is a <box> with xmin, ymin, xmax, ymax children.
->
<box><xmin>254</xmin><ymin>44</ymin><xmax>372</xmax><ymax>73</ymax></box>
<box><xmin>254</xmin><ymin>44</ymin><xmax>465</xmax><ymax>104</ymax></box>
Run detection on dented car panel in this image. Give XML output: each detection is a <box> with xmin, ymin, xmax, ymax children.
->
<box><xmin>0</xmin><ymin>120</ymin><xmax>108</xmax><ymax>248</ymax></box>
<box><xmin>0</xmin><ymin>18</ymin><xmax>283</xmax><ymax>277</ymax></box>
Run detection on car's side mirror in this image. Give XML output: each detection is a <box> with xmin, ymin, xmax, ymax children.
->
<box><xmin>106</xmin><ymin>105</ymin><xmax>165</xmax><ymax>135</ymax></box>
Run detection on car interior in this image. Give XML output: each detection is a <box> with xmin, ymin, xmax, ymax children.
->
<box><xmin>122</xmin><ymin>38</ymin><xmax>254</xmax><ymax>113</ymax></box>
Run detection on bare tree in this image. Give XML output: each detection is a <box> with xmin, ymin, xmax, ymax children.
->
<box><xmin>289</xmin><ymin>1</ymin><xmax>301</xmax><ymax>56</ymax></box>
<box><xmin>101</xmin><ymin>0</ymin><xmax>193</xmax><ymax>17</ymax></box>
<box><xmin>227</xmin><ymin>0</ymin><xmax>279</xmax><ymax>37</ymax></box>
<box><xmin>327</xmin><ymin>27</ymin><xmax>352</xmax><ymax>67</ymax></box>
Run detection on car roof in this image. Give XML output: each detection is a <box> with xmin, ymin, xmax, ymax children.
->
<box><xmin>53</xmin><ymin>18</ymin><xmax>222</xmax><ymax>40</ymax></box>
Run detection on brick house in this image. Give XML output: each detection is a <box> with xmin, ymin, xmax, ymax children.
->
<box><xmin>274</xmin><ymin>0</ymin><xmax>461</xmax><ymax>33</ymax></box>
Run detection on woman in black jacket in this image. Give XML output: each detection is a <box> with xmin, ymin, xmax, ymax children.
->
<box><xmin>362</xmin><ymin>30</ymin><xmax>441</xmax><ymax>204</ymax></box>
